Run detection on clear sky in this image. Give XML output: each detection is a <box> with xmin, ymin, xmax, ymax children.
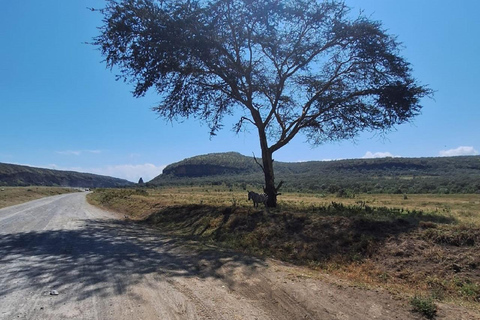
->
<box><xmin>1</xmin><ymin>1</ymin><xmax>479</xmax><ymax>182</ymax></box>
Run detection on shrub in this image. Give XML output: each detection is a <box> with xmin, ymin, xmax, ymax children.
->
<box><xmin>410</xmin><ymin>295</ymin><xmax>437</xmax><ymax>319</ymax></box>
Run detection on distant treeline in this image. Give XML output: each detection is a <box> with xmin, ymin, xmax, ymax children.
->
<box><xmin>149</xmin><ymin>152</ymin><xmax>480</xmax><ymax>194</ymax></box>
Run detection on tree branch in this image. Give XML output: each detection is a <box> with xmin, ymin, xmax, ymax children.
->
<box><xmin>269</xmin><ymin>56</ymin><xmax>358</xmax><ymax>152</ymax></box>
<box><xmin>252</xmin><ymin>152</ymin><xmax>265</xmax><ymax>174</ymax></box>
<box><xmin>275</xmin><ymin>180</ymin><xmax>284</xmax><ymax>195</ymax></box>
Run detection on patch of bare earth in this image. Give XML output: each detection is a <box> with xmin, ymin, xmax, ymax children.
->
<box><xmin>187</xmin><ymin>255</ymin><xmax>480</xmax><ymax>320</ymax></box>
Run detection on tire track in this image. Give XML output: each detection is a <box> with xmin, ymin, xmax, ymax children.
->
<box><xmin>166</xmin><ymin>279</ymin><xmax>219</xmax><ymax>320</ymax></box>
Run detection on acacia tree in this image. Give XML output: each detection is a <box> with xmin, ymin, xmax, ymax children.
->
<box><xmin>94</xmin><ymin>0</ymin><xmax>432</xmax><ymax>207</ymax></box>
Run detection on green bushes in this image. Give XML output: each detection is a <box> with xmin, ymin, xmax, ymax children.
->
<box><xmin>149</xmin><ymin>154</ymin><xmax>480</xmax><ymax>195</ymax></box>
<box><xmin>410</xmin><ymin>295</ymin><xmax>437</xmax><ymax>319</ymax></box>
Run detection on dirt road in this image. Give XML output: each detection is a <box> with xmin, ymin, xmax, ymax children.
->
<box><xmin>0</xmin><ymin>193</ymin><xmax>476</xmax><ymax>319</ymax></box>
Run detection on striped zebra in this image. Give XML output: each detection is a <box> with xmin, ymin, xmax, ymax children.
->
<box><xmin>248</xmin><ymin>191</ymin><xmax>268</xmax><ymax>208</ymax></box>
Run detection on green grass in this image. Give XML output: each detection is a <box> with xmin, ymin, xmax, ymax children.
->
<box><xmin>410</xmin><ymin>295</ymin><xmax>437</xmax><ymax>319</ymax></box>
<box><xmin>454</xmin><ymin>278</ymin><xmax>480</xmax><ymax>300</ymax></box>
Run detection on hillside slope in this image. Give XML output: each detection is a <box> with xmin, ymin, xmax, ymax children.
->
<box><xmin>0</xmin><ymin>163</ymin><xmax>135</xmax><ymax>188</ymax></box>
<box><xmin>161</xmin><ymin>152</ymin><xmax>261</xmax><ymax>177</ymax></box>
<box><xmin>149</xmin><ymin>152</ymin><xmax>480</xmax><ymax>194</ymax></box>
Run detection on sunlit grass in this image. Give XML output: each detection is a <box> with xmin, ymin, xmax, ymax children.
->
<box><xmin>109</xmin><ymin>186</ymin><xmax>480</xmax><ymax>223</ymax></box>
<box><xmin>277</xmin><ymin>192</ymin><xmax>480</xmax><ymax>226</ymax></box>
<box><xmin>93</xmin><ymin>186</ymin><xmax>480</xmax><ymax>226</ymax></box>
<box><xmin>0</xmin><ymin>186</ymin><xmax>79</xmax><ymax>209</ymax></box>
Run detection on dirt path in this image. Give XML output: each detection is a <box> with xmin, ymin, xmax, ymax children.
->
<box><xmin>0</xmin><ymin>193</ymin><xmax>477</xmax><ymax>319</ymax></box>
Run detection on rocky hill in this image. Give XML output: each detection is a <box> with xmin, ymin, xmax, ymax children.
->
<box><xmin>0</xmin><ymin>163</ymin><xmax>135</xmax><ymax>188</ymax></box>
<box><xmin>149</xmin><ymin>152</ymin><xmax>480</xmax><ymax>194</ymax></box>
<box><xmin>161</xmin><ymin>152</ymin><xmax>261</xmax><ymax>177</ymax></box>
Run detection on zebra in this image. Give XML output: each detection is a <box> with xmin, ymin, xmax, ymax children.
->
<box><xmin>248</xmin><ymin>191</ymin><xmax>268</xmax><ymax>208</ymax></box>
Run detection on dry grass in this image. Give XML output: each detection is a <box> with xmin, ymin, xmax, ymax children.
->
<box><xmin>87</xmin><ymin>186</ymin><xmax>480</xmax><ymax>311</ymax></box>
<box><xmin>0</xmin><ymin>186</ymin><xmax>79</xmax><ymax>209</ymax></box>
<box><xmin>278</xmin><ymin>193</ymin><xmax>480</xmax><ymax>226</ymax></box>
<box><xmin>89</xmin><ymin>186</ymin><xmax>480</xmax><ymax>223</ymax></box>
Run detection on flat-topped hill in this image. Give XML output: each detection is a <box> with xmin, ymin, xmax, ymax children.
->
<box><xmin>149</xmin><ymin>152</ymin><xmax>480</xmax><ymax>194</ymax></box>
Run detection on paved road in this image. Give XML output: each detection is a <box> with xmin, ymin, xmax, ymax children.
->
<box><xmin>2</xmin><ymin>193</ymin><xmax>473</xmax><ymax>320</ymax></box>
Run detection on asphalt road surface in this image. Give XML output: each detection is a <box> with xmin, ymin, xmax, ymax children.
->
<box><xmin>1</xmin><ymin>193</ymin><xmax>477</xmax><ymax>320</ymax></box>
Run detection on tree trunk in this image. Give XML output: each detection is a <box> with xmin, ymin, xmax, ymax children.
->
<box><xmin>255</xmin><ymin>117</ymin><xmax>280</xmax><ymax>207</ymax></box>
<box><xmin>261</xmin><ymin>149</ymin><xmax>277</xmax><ymax>207</ymax></box>
<box><xmin>257</xmin><ymin>130</ymin><xmax>278</xmax><ymax>207</ymax></box>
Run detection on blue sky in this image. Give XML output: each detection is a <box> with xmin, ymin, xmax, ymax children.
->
<box><xmin>1</xmin><ymin>1</ymin><xmax>479</xmax><ymax>182</ymax></box>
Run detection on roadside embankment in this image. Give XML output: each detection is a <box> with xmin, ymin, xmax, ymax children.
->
<box><xmin>87</xmin><ymin>187</ymin><xmax>480</xmax><ymax>313</ymax></box>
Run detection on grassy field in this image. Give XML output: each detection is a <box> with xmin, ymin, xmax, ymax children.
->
<box><xmin>88</xmin><ymin>186</ymin><xmax>480</xmax><ymax>224</ymax></box>
<box><xmin>0</xmin><ymin>186</ymin><xmax>80</xmax><ymax>209</ymax></box>
<box><xmin>88</xmin><ymin>187</ymin><xmax>480</xmax><ymax>313</ymax></box>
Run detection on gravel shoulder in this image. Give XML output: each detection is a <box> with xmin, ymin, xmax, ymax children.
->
<box><xmin>0</xmin><ymin>193</ymin><xmax>477</xmax><ymax>319</ymax></box>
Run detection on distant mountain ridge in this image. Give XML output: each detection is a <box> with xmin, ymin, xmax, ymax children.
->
<box><xmin>0</xmin><ymin>163</ymin><xmax>135</xmax><ymax>188</ymax></box>
<box><xmin>150</xmin><ymin>152</ymin><xmax>480</xmax><ymax>194</ymax></box>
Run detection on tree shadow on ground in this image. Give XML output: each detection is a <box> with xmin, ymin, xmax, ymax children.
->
<box><xmin>0</xmin><ymin>218</ymin><xmax>265</xmax><ymax>301</ymax></box>
<box><xmin>144</xmin><ymin>203</ymin><xmax>459</xmax><ymax>265</ymax></box>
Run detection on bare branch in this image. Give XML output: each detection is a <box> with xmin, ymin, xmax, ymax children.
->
<box><xmin>252</xmin><ymin>152</ymin><xmax>265</xmax><ymax>174</ymax></box>
<box><xmin>233</xmin><ymin>116</ymin><xmax>256</xmax><ymax>134</ymax></box>
<box><xmin>275</xmin><ymin>180</ymin><xmax>284</xmax><ymax>193</ymax></box>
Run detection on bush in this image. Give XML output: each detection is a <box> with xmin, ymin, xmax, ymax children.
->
<box><xmin>410</xmin><ymin>295</ymin><xmax>437</xmax><ymax>319</ymax></box>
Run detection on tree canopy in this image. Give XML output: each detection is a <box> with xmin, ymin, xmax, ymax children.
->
<box><xmin>94</xmin><ymin>0</ymin><xmax>432</xmax><ymax>206</ymax></box>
